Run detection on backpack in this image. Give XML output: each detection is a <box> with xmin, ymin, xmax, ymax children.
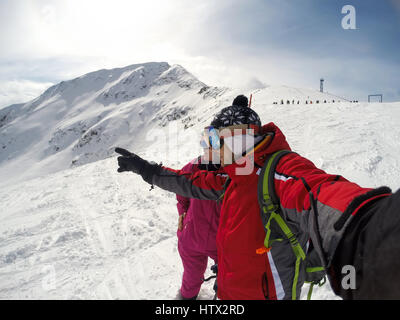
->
<box><xmin>257</xmin><ymin>150</ymin><xmax>326</xmax><ymax>300</ymax></box>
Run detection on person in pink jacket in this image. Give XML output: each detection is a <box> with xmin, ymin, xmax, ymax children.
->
<box><xmin>176</xmin><ymin>150</ymin><xmax>222</xmax><ymax>300</ymax></box>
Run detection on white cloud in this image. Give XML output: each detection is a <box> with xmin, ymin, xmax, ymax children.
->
<box><xmin>0</xmin><ymin>80</ymin><xmax>53</xmax><ymax>109</ymax></box>
<box><xmin>0</xmin><ymin>0</ymin><xmax>398</xmax><ymax>104</ymax></box>
<box><xmin>0</xmin><ymin>0</ymin><xmax>209</xmax><ymax>61</ymax></box>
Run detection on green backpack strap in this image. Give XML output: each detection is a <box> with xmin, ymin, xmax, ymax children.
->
<box><xmin>305</xmin><ymin>271</ymin><xmax>326</xmax><ymax>300</ymax></box>
<box><xmin>258</xmin><ymin>150</ymin><xmax>306</xmax><ymax>300</ymax></box>
<box><xmin>304</xmin><ymin>246</ymin><xmax>327</xmax><ymax>299</ymax></box>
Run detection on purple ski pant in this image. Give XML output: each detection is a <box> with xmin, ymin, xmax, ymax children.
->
<box><xmin>177</xmin><ymin>237</ymin><xmax>217</xmax><ymax>299</ymax></box>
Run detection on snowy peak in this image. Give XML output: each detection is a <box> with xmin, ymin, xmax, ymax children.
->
<box><xmin>26</xmin><ymin>62</ymin><xmax>172</xmax><ymax>110</ymax></box>
<box><xmin>24</xmin><ymin>62</ymin><xmax>205</xmax><ymax>109</ymax></box>
<box><xmin>98</xmin><ymin>63</ymin><xmax>170</xmax><ymax>105</ymax></box>
<box><xmin>156</xmin><ymin>64</ymin><xmax>205</xmax><ymax>88</ymax></box>
<box><xmin>0</xmin><ymin>62</ymin><xmax>231</xmax><ymax>187</ymax></box>
<box><xmin>47</xmin><ymin>62</ymin><xmax>170</xmax><ymax>97</ymax></box>
<box><xmin>97</xmin><ymin>63</ymin><xmax>205</xmax><ymax>106</ymax></box>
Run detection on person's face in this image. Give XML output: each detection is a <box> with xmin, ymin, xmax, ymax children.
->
<box><xmin>200</xmin><ymin>127</ymin><xmax>236</xmax><ymax>167</ymax></box>
<box><xmin>206</xmin><ymin>137</ymin><xmax>230</xmax><ymax>167</ymax></box>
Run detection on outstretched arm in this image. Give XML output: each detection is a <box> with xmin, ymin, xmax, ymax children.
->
<box><xmin>115</xmin><ymin>147</ymin><xmax>227</xmax><ymax>200</ymax></box>
<box><xmin>152</xmin><ymin>166</ymin><xmax>226</xmax><ymax>200</ymax></box>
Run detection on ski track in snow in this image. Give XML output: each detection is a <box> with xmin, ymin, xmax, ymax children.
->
<box><xmin>1</xmin><ymin>64</ymin><xmax>400</xmax><ymax>300</ymax></box>
<box><xmin>0</xmin><ymin>159</ymin><xmax>217</xmax><ymax>299</ymax></box>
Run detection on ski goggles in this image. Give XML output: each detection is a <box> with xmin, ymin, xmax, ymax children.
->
<box><xmin>200</xmin><ymin>124</ymin><xmax>262</xmax><ymax>150</ymax></box>
<box><xmin>200</xmin><ymin>126</ymin><xmax>221</xmax><ymax>150</ymax></box>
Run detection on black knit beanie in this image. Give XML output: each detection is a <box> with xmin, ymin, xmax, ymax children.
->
<box><xmin>210</xmin><ymin>104</ymin><xmax>261</xmax><ymax>129</ymax></box>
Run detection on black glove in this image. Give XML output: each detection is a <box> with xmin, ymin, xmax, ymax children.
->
<box><xmin>115</xmin><ymin>147</ymin><xmax>160</xmax><ymax>184</ymax></box>
<box><xmin>115</xmin><ymin>147</ymin><xmax>146</xmax><ymax>173</ymax></box>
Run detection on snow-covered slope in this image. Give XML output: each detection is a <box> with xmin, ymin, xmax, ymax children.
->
<box><xmin>1</xmin><ymin>63</ymin><xmax>400</xmax><ymax>300</ymax></box>
<box><xmin>250</xmin><ymin>85</ymin><xmax>351</xmax><ymax>106</ymax></box>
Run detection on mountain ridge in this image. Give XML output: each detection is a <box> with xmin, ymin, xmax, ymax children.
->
<box><xmin>0</xmin><ymin>62</ymin><xmax>360</xmax><ymax>187</ymax></box>
<box><xmin>0</xmin><ymin>62</ymin><xmax>232</xmax><ymax>187</ymax></box>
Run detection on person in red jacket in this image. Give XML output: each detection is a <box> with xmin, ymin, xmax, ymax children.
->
<box><xmin>176</xmin><ymin>150</ymin><xmax>221</xmax><ymax>300</ymax></box>
<box><xmin>115</xmin><ymin>100</ymin><xmax>399</xmax><ymax>299</ymax></box>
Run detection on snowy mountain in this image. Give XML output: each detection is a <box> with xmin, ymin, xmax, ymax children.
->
<box><xmin>1</xmin><ymin>62</ymin><xmax>400</xmax><ymax>300</ymax></box>
<box><xmin>0</xmin><ymin>62</ymin><xmax>230</xmax><ymax>187</ymax></box>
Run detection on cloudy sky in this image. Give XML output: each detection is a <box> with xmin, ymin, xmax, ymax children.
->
<box><xmin>0</xmin><ymin>0</ymin><xmax>399</xmax><ymax>108</ymax></box>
